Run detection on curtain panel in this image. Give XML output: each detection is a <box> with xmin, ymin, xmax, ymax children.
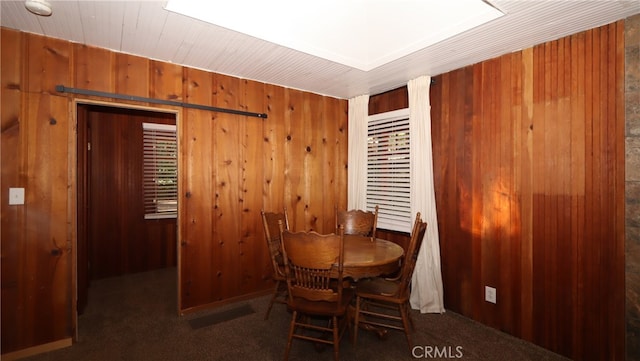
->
<box><xmin>408</xmin><ymin>75</ymin><xmax>445</xmax><ymax>313</ymax></box>
<box><xmin>347</xmin><ymin>94</ymin><xmax>369</xmax><ymax>210</ymax></box>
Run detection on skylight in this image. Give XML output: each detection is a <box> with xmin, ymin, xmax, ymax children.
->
<box><xmin>165</xmin><ymin>0</ymin><xmax>504</xmax><ymax>71</ymax></box>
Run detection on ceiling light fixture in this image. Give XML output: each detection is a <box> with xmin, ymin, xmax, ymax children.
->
<box><xmin>25</xmin><ymin>0</ymin><xmax>52</xmax><ymax>16</ymax></box>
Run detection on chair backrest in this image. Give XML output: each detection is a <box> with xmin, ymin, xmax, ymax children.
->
<box><xmin>335</xmin><ymin>205</ymin><xmax>378</xmax><ymax>239</ymax></box>
<box><xmin>279</xmin><ymin>224</ymin><xmax>346</xmax><ymax>304</ymax></box>
<box><xmin>261</xmin><ymin>209</ymin><xmax>290</xmax><ymax>277</ymax></box>
<box><xmin>396</xmin><ymin>212</ymin><xmax>428</xmax><ymax>297</ymax></box>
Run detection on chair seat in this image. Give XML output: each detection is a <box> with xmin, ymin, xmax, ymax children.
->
<box><xmin>288</xmin><ymin>289</ymin><xmax>354</xmax><ymax>316</ymax></box>
<box><xmin>355</xmin><ymin>278</ymin><xmax>407</xmax><ymax>304</ymax></box>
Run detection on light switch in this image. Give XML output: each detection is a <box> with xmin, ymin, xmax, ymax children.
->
<box><xmin>9</xmin><ymin>188</ymin><xmax>25</xmax><ymax>205</ymax></box>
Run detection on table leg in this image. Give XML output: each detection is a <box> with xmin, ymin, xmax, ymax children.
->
<box><xmin>350</xmin><ymin>302</ymin><xmax>389</xmax><ymax>341</ymax></box>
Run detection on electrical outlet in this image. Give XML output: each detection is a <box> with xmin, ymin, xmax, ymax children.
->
<box><xmin>485</xmin><ymin>286</ymin><xmax>496</xmax><ymax>304</ymax></box>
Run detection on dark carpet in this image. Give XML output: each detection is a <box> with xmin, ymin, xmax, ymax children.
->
<box><xmin>188</xmin><ymin>304</ymin><xmax>255</xmax><ymax>330</ymax></box>
<box><xmin>22</xmin><ymin>268</ymin><xmax>570</xmax><ymax>361</ymax></box>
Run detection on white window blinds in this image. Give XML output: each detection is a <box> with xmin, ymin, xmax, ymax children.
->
<box><xmin>366</xmin><ymin>108</ymin><xmax>412</xmax><ymax>232</ymax></box>
<box><xmin>143</xmin><ymin>122</ymin><xmax>177</xmax><ymax>219</ymax></box>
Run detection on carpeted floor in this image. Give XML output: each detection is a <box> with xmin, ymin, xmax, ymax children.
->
<box><xmin>23</xmin><ymin>268</ymin><xmax>569</xmax><ymax>361</ymax></box>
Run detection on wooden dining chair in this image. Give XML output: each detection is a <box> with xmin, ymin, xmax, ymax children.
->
<box><xmin>352</xmin><ymin>212</ymin><xmax>427</xmax><ymax>351</ymax></box>
<box><xmin>260</xmin><ymin>208</ymin><xmax>290</xmax><ymax>320</ymax></box>
<box><xmin>278</xmin><ymin>222</ymin><xmax>353</xmax><ymax>361</ymax></box>
<box><xmin>335</xmin><ymin>205</ymin><xmax>379</xmax><ymax>240</ymax></box>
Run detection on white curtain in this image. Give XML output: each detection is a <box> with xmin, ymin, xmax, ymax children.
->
<box><xmin>408</xmin><ymin>75</ymin><xmax>445</xmax><ymax>313</ymax></box>
<box><xmin>347</xmin><ymin>94</ymin><xmax>369</xmax><ymax>210</ymax></box>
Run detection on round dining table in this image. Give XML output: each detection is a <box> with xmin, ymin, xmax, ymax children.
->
<box><xmin>342</xmin><ymin>235</ymin><xmax>404</xmax><ymax>280</ymax></box>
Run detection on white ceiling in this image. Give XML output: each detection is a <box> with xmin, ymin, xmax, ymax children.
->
<box><xmin>1</xmin><ymin>0</ymin><xmax>639</xmax><ymax>99</ymax></box>
<box><xmin>164</xmin><ymin>0</ymin><xmax>505</xmax><ymax>71</ymax></box>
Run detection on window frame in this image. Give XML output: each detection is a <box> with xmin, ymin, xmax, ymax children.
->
<box><xmin>366</xmin><ymin>107</ymin><xmax>412</xmax><ymax>232</ymax></box>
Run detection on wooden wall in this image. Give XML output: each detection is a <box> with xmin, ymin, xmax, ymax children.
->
<box><xmin>0</xmin><ymin>18</ymin><xmax>627</xmax><ymax>359</ymax></box>
<box><xmin>372</xmin><ymin>21</ymin><xmax>626</xmax><ymax>360</ymax></box>
<box><xmin>0</xmin><ymin>27</ymin><xmax>348</xmax><ymax>354</ymax></box>
<box><xmin>1</xmin><ymin>29</ymin><xmax>74</xmax><ymax>355</ymax></box>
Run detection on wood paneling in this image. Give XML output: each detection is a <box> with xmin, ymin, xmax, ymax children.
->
<box><xmin>179</xmin><ymin>67</ymin><xmax>214</xmax><ymax>308</ymax></box>
<box><xmin>1</xmin><ymin>27</ymin><xmax>348</xmax><ymax>354</ymax></box>
<box><xmin>74</xmin><ymin>44</ymin><xmax>114</xmax><ymax>92</ymax></box>
<box><xmin>370</xmin><ymin>20</ymin><xmax>625</xmax><ymax>361</ymax></box>
<box><xmin>1</xmin><ymin>27</ymin><xmax>24</xmax><ymax>353</ymax></box>
<box><xmin>2</xmin><ymin>91</ymin><xmax>74</xmax><ymax>351</ymax></box>
<box><xmin>430</xmin><ymin>21</ymin><xmax>624</xmax><ymax>360</ymax></box>
<box><xmin>25</xmin><ymin>33</ymin><xmax>70</xmax><ymax>94</ymax></box>
<box><xmin>114</xmin><ymin>52</ymin><xmax>150</xmax><ymax>97</ymax></box>
<box><xmin>368</xmin><ymin>86</ymin><xmax>408</xmax><ymax>115</ymax></box>
<box><xmin>242</xmin><ymin>79</ymin><xmax>268</xmax><ymax>294</ymax></box>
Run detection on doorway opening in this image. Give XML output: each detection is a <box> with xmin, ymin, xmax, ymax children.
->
<box><xmin>76</xmin><ymin>103</ymin><xmax>178</xmax><ymax>315</ymax></box>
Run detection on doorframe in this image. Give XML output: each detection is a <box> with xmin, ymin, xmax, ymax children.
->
<box><xmin>72</xmin><ymin>99</ymin><xmax>181</xmax><ymax>339</ymax></box>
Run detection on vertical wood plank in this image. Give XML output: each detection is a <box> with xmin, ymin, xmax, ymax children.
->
<box><xmin>470</xmin><ymin>62</ymin><xmax>483</xmax><ymax>322</ymax></box>
<box><xmin>335</xmin><ymin>97</ymin><xmax>348</xmax><ymax>225</ymax></box>
<box><xmin>1</xmin><ymin>29</ymin><xmax>22</xmax><ymax>90</ymax></box>
<box><xmin>263</xmin><ymin>84</ymin><xmax>286</xmax><ymax>212</ymax></box>
<box><xmin>285</xmin><ymin>88</ymin><xmax>305</xmax><ymax>231</ymax></box>
<box><xmin>73</xmin><ymin>44</ymin><xmax>114</xmax><ymax>92</ymax></box>
<box><xmin>499</xmin><ymin>52</ymin><xmax>515</xmax><ymax>334</ymax></box>
<box><xmin>115</xmin><ymin>53</ymin><xmax>149</xmax><ymax>98</ymax></box>
<box><xmin>557</xmin><ymin>36</ymin><xmax>574</xmax><ymax>356</ymax></box>
<box><xmin>519</xmin><ymin>46</ymin><xmax>534</xmax><ymax>342</ymax></box>
<box><xmin>150</xmin><ymin>60</ymin><xmax>183</xmax><ymax>102</ymax></box>
<box><xmin>479</xmin><ymin>57</ymin><xmax>500</xmax><ymax>328</ymax></box>
<box><xmin>577</xmin><ymin>26</ymin><xmax>595</xmax><ymax>360</ymax></box>
<box><xmin>241</xmin><ymin>78</ymin><xmax>267</xmax><ymax>293</ymax></box>
<box><xmin>305</xmin><ymin>92</ymin><xmax>323</xmax><ymax>232</ymax></box>
<box><xmin>584</xmin><ymin>25</ymin><xmax>602</xmax><ymax>358</ymax></box>
<box><xmin>531</xmin><ymin>41</ymin><xmax>546</xmax><ymax>347</ymax></box>
<box><xmin>1</xmin><ymin>28</ymin><xmax>25</xmax><ymax>352</ymax></box>
<box><xmin>180</xmin><ymin>67</ymin><xmax>214</xmax><ymax>308</ymax></box>
<box><xmin>25</xmin><ymin>34</ymin><xmax>70</xmax><ymax>94</ymax></box>
<box><xmin>24</xmin><ymin>93</ymin><xmax>71</xmax><ymax>346</ymax></box>
<box><xmin>212</xmin><ymin>73</ymin><xmax>242</xmax><ymax>299</ymax></box>
<box><xmin>569</xmin><ymin>30</ymin><xmax>586</xmax><ymax>358</ymax></box>
<box><xmin>321</xmin><ymin>96</ymin><xmax>339</xmax><ymax>232</ymax></box>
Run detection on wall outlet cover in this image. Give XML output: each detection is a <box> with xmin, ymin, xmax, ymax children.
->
<box><xmin>485</xmin><ymin>286</ymin><xmax>497</xmax><ymax>304</ymax></box>
<box><xmin>9</xmin><ymin>188</ymin><xmax>25</xmax><ymax>205</ymax></box>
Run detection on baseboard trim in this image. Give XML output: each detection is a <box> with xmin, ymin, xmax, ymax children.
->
<box><xmin>179</xmin><ymin>288</ymin><xmax>272</xmax><ymax>316</ymax></box>
<box><xmin>1</xmin><ymin>338</ymin><xmax>72</xmax><ymax>360</ymax></box>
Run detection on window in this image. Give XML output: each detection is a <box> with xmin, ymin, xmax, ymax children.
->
<box><xmin>143</xmin><ymin>122</ymin><xmax>177</xmax><ymax>219</ymax></box>
<box><xmin>366</xmin><ymin>108</ymin><xmax>412</xmax><ymax>232</ymax></box>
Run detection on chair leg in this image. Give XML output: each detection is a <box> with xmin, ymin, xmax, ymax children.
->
<box><xmin>407</xmin><ymin>303</ymin><xmax>416</xmax><ymax>331</ymax></box>
<box><xmin>346</xmin><ymin>305</ymin><xmax>354</xmax><ymax>342</ymax></box>
<box><xmin>399</xmin><ymin>303</ymin><xmax>413</xmax><ymax>350</ymax></box>
<box><xmin>332</xmin><ymin>315</ymin><xmax>339</xmax><ymax>361</ymax></box>
<box><xmin>353</xmin><ymin>296</ymin><xmax>361</xmax><ymax>346</ymax></box>
<box><xmin>264</xmin><ymin>283</ymin><xmax>277</xmax><ymax>320</ymax></box>
<box><xmin>284</xmin><ymin>311</ymin><xmax>297</xmax><ymax>361</ymax></box>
